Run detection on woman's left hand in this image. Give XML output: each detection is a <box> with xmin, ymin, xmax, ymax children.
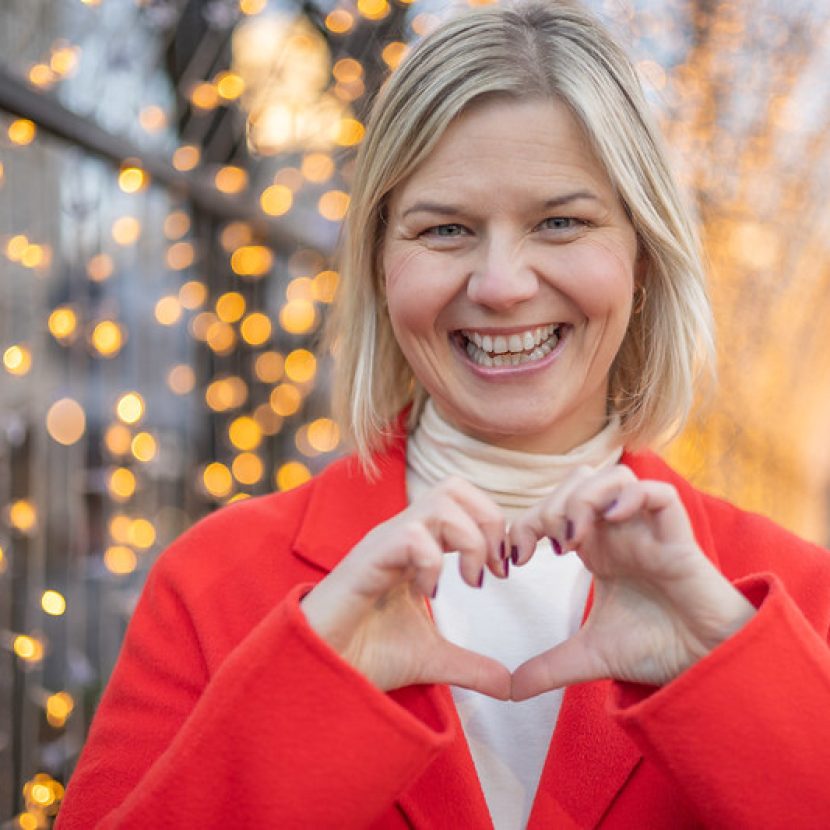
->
<box><xmin>508</xmin><ymin>464</ymin><xmax>756</xmax><ymax>701</ymax></box>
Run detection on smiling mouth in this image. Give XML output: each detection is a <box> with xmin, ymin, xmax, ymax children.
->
<box><xmin>456</xmin><ymin>324</ymin><xmax>564</xmax><ymax>368</ymax></box>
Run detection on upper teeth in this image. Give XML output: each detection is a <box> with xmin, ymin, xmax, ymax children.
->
<box><xmin>462</xmin><ymin>324</ymin><xmax>559</xmax><ymax>355</ymax></box>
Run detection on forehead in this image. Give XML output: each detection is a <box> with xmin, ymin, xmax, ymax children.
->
<box><xmin>388</xmin><ymin>97</ymin><xmax>617</xmax><ymax>210</ymax></box>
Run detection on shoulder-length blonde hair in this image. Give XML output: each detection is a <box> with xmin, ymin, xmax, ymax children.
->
<box><xmin>328</xmin><ymin>0</ymin><xmax>714</xmax><ymax>465</ymax></box>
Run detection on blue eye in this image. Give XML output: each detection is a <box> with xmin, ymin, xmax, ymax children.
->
<box><xmin>425</xmin><ymin>223</ymin><xmax>467</xmax><ymax>237</ymax></box>
<box><xmin>540</xmin><ymin>217</ymin><xmax>580</xmax><ymax>231</ymax></box>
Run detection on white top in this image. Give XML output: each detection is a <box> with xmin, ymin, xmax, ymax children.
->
<box><xmin>406</xmin><ymin>400</ymin><xmax>623</xmax><ymax>829</ymax></box>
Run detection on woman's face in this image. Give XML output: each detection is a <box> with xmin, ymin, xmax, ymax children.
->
<box><xmin>382</xmin><ymin>97</ymin><xmax>640</xmax><ymax>454</ymax></box>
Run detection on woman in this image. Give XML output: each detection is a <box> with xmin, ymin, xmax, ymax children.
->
<box><xmin>57</xmin><ymin>2</ymin><xmax>830</xmax><ymax>828</ymax></box>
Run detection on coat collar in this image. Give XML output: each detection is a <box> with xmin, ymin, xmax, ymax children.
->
<box><xmin>291</xmin><ymin>429</ymin><xmax>720</xmax><ymax>828</ymax></box>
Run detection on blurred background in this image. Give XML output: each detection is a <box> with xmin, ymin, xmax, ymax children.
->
<box><xmin>1</xmin><ymin>0</ymin><xmax>829</xmax><ymax>824</ymax></box>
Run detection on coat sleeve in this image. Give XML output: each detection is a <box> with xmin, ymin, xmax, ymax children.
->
<box><xmin>55</xmin><ymin>559</ymin><xmax>454</xmax><ymax>829</ymax></box>
<box><xmin>609</xmin><ymin>573</ymin><xmax>830</xmax><ymax>828</ymax></box>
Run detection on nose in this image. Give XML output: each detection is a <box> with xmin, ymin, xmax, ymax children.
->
<box><xmin>466</xmin><ymin>240</ymin><xmax>539</xmax><ymax>311</ymax></box>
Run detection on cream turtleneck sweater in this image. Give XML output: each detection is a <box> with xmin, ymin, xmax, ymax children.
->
<box><xmin>407</xmin><ymin>400</ymin><xmax>623</xmax><ymax>830</ymax></box>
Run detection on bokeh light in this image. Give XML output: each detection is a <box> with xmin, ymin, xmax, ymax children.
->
<box><xmin>45</xmin><ymin>398</ymin><xmax>86</xmax><ymax>446</ymax></box>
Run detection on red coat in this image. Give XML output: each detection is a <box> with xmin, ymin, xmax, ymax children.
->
<box><xmin>56</xmin><ymin>436</ymin><xmax>830</xmax><ymax>829</ymax></box>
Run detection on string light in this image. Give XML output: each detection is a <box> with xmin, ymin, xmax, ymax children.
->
<box><xmin>325</xmin><ymin>9</ymin><xmax>354</xmax><ymax>33</ymax></box>
<box><xmin>45</xmin><ymin>398</ymin><xmax>86</xmax><ymax>445</ymax></box>
<box><xmin>116</xmin><ymin>392</ymin><xmax>145</xmax><ymax>425</ymax></box>
<box><xmin>172</xmin><ymin>145</ymin><xmax>200</xmax><ymax>171</ymax></box>
<box><xmin>275</xmin><ymin>460</ymin><xmax>311</xmax><ymax>491</ymax></box>
<box><xmin>3</xmin><ymin>344</ymin><xmax>32</xmax><ymax>376</ymax></box>
<box><xmin>8</xmin><ymin>119</ymin><xmax>36</xmax><ymax>145</ymax></box>
<box><xmin>260</xmin><ymin>184</ymin><xmax>293</xmax><ymax>216</ymax></box>
<box><xmin>9</xmin><ymin>500</ymin><xmax>37</xmax><ymax>534</ymax></box>
<box><xmin>41</xmin><ymin>591</ymin><xmax>67</xmax><ymax>616</ymax></box>
<box><xmin>279</xmin><ymin>299</ymin><xmax>317</xmax><ymax>334</ymax></box>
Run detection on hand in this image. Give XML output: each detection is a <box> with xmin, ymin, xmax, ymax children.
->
<box><xmin>300</xmin><ymin>477</ymin><xmax>512</xmax><ymax>699</ymax></box>
<box><xmin>508</xmin><ymin>465</ymin><xmax>756</xmax><ymax>701</ymax></box>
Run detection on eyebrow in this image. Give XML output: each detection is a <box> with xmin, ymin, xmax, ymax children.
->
<box><xmin>400</xmin><ymin>190</ymin><xmax>601</xmax><ymax>219</ymax></box>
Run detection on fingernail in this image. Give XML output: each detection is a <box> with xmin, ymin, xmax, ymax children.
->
<box><xmin>499</xmin><ymin>540</ymin><xmax>507</xmax><ymax>560</ymax></box>
<box><xmin>477</xmin><ymin>568</ymin><xmax>484</xmax><ymax>588</ymax></box>
<box><xmin>502</xmin><ymin>558</ymin><xmax>510</xmax><ymax>578</ymax></box>
<box><xmin>603</xmin><ymin>499</ymin><xmax>619</xmax><ymax>516</ymax></box>
<box><xmin>565</xmin><ymin>519</ymin><xmax>574</xmax><ymax>542</ymax></box>
<box><xmin>510</xmin><ymin>545</ymin><xmax>519</xmax><ymax>565</ymax></box>
<box><xmin>549</xmin><ymin>536</ymin><xmax>563</xmax><ymax>555</ymax></box>
<box><xmin>430</xmin><ymin>583</ymin><xmax>438</xmax><ymax>599</ymax></box>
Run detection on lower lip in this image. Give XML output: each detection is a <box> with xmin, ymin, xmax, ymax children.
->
<box><xmin>453</xmin><ymin>328</ymin><xmax>569</xmax><ymax>380</ymax></box>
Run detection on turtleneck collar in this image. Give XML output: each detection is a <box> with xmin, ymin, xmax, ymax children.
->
<box><xmin>407</xmin><ymin>399</ymin><xmax>624</xmax><ymax>514</ymax></box>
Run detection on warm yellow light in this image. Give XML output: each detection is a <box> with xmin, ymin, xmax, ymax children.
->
<box><xmin>254</xmin><ymin>403</ymin><xmax>283</xmax><ymax>435</ymax></box>
<box><xmin>4</xmin><ymin>345</ymin><xmax>32</xmax><ymax>376</ymax></box>
<box><xmin>190</xmin><ymin>312</ymin><xmax>217</xmax><ymax>342</ymax></box>
<box><xmin>231</xmin><ymin>245</ymin><xmax>273</xmax><ymax>277</ymax></box>
<box><xmin>128</xmin><ymin>517</ymin><xmax>156</xmax><ymax>549</ymax></box>
<box><xmin>154</xmin><ymin>295</ymin><xmax>183</xmax><ymax>326</ymax></box>
<box><xmin>0</xmin><ymin>161</ymin><xmax>4</xmax><ymax>185</ymax></box>
<box><xmin>50</xmin><ymin>45</ymin><xmax>79</xmax><ymax>76</ymax></box>
<box><xmin>20</xmin><ymin>243</ymin><xmax>48</xmax><ymax>269</ymax></box>
<box><xmin>232</xmin><ymin>452</ymin><xmax>263</xmax><ymax>485</ymax></box>
<box><xmin>131</xmin><ymin>431</ymin><xmax>157</xmax><ymax>462</ymax></box>
<box><xmin>203</xmin><ymin>462</ymin><xmax>233</xmax><ymax>498</ymax></box>
<box><xmin>116</xmin><ymin>391</ymin><xmax>145</xmax><ymax>425</ymax></box>
<box><xmin>139</xmin><ymin>105</ymin><xmax>167</xmax><ymax>133</ymax></box>
<box><xmin>19</xmin><ymin>812</ymin><xmax>39</xmax><ymax>830</ymax></box>
<box><xmin>216</xmin><ymin>71</ymin><xmax>245</xmax><ymax>100</ymax></box>
<box><xmin>276</xmin><ymin>460</ymin><xmax>311</xmax><ymax>491</ymax></box>
<box><xmin>109</xmin><ymin>467</ymin><xmax>137</xmax><ymax>501</ymax></box>
<box><xmin>214</xmin><ymin>165</ymin><xmax>248</xmax><ymax>194</ymax></box>
<box><xmin>205</xmin><ymin>320</ymin><xmax>237</xmax><ymax>354</ymax></box>
<box><xmin>167</xmin><ymin>364</ymin><xmax>196</xmax><ymax>395</ymax></box>
<box><xmin>41</xmin><ymin>590</ymin><xmax>66</xmax><ymax>616</ymax></box>
<box><xmin>240</xmin><ymin>312</ymin><xmax>271</xmax><ymax>345</ymax></box>
<box><xmin>325</xmin><ymin>9</ymin><xmax>354</xmax><ymax>33</ymax></box>
<box><xmin>229</xmin><ymin>415</ymin><xmax>261</xmax><ymax>451</ymax></box>
<box><xmin>166</xmin><ymin>241</ymin><xmax>195</xmax><ymax>270</ymax></box>
<box><xmin>260</xmin><ymin>184</ymin><xmax>293</xmax><ymax>216</ymax></box>
<box><xmin>301</xmin><ymin>153</ymin><xmax>334</xmax><ymax>183</ymax></box>
<box><xmin>112</xmin><ymin>216</ymin><xmax>141</xmax><ymax>245</ymax></box>
<box><xmin>205</xmin><ymin>377</ymin><xmax>249</xmax><ymax>411</ymax></box>
<box><xmin>318</xmin><ymin>190</ymin><xmax>350</xmax><ymax>221</ymax></box>
<box><xmin>254</xmin><ymin>351</ymin><xmax>284</xmax><ymax>383</ymax></box>
<box><xmin>220</xmin><ymin>221</ymin><xmax>253</xmax><ymax>252</ymax></box>
<box><xmin>286</xmin><ymin>276</ymin><xmax>314</xmax><ymax>301</ymax></box>
<box><xmin>46</xmin><ymin>691</ymin><xmax>75</xmax><ymax>727</ymax></box>
<box><xmin>179</xmin><ymin>280</ymin><xmax>206</xmax><ymax>309</ymax></box>
<box><xmin>48</xmin><ymin>307</ymin><xmax>78</xmax><ymax>340</ymax></box>
<box><xmin>9</xmin><ymin>500</ymin><xmax>37</xmax><ymax>533</ymax></box>
<box><xmin>381</xmin><ymin>41</ymin><xmax>409</xmax><ymax>69</ymax></box>
<box><xmin>239</xmin><ymin>0</ymin><xmax>266</xmax><ymax>12</ymax></box>
<box><xmin>28</xmin><ymin>63</ymin><xmax>56</xmax><ymax>88</ymax></box>
<box><xmin>104</xmin><ymin>545</ymin><xmax>137</xmax><ymax>574</ymax></box>
<box><xmin>91</xmin><ymin>320</ymin><xmax>124</xmax><ymax>356</ymax></box>
<box><xmin>46</xmin><ymin>398</ymin><xmax>86</xmax><ymax>446</ymax></box>
<box><xmin>333</xmin><ymin>58</ymin><xmax>363</xmax><ymax>84</ymax></box>
<box><xmin>0</xmin><ymin>545</ymin><xmax>6</xmax><ymax>575</ymax></box>
<box><xmin>357</xmin><ymin>0</ymin><xmax>389</xmax><ymax>20</ymax></box>
<box><xmin>273</xmin><ymin>166</ymin><xmax>304</xmax><ymax>192</ymax></box>
<box><xmin>6</xmin><ymin>234</ymin><xmax>29</xmax><ymax>261</ymax></box>
<box><xmin>109</xmin><ymin>514</ymin><xmax>132</xmax><ymax>543</ymax></box>
<box><xmin>279</xmin><ymin>299</ymin><xmax>317</xmax><ymax>334</ymax></box>
<box><xmin>172</xmin><ymin>144</ymin><xmax>200</xmax><ymax>171</ymax></box>
<box><xmin>312</xmin><ymin>270</ymin><xmax>339</xmax><ymax>303</ymax></box>
<box><xmin>86</xmin><ymin>252</ymin><xmax>114</xmax><ymax>282</ymax></box>
<box><xmin>215</xmin><ymin>292</ymin><xmax>246</xmax><ymax>323</ymax></box>
<box><xmin>13</xmin><ymin>635</ymin><xmax>44</xmax><ymax>662</ymax></box>
<box><xmin>190</xmin><ymin>82</ymin><xmax>219</xmax><ymax>110</ymax></box>
<box><xmin>104</xmin><ymin>423</ymin><xmax>132</xmax><ymax>456</ymax></box>
<box><xmin>118</xmin><ymin>165</ymin><xmax>148</xmax><ymax>194</ymax></box>
<box><xmin>335</xmin><ymin>118</ymin><xmax>365</xmax><ymax>147</ymax></box>
<box><xmin>270</xmin><ymin>382</ymin><xmax>302</xmax><ymax>416</ymax></box>
<box><xmin>284</xmin><ymin>349</ymin><xmax>317</xmax><ymax>383</ymax></box>
<box><xmin>308</xmin><ymin>418</ymin><xmax>341</xmax><ymax>452</ymax></box>
<box><xmin>164</xmin><ymin>210</ymin><xmax>190</xmax><ymax>239</ymax></box>
<box><xmin>294</xmin><ymin>425</ymin><xmax>318</xmax><ymax>458</ymax></box>
<box><xmin>8</xmin><ymin>119</ymin><xmax>36</xmax><ymax>145</ymax></box>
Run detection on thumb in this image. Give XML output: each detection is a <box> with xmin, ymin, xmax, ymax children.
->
<box><xmin>510</xmin><ymin>630</ymin><xmax>605</xmax><ymax>701</ymax></box>
<box><xmin>425</xmin><ymin>641</ymin><xmax>512</xmax><ymax>701</ymax></box>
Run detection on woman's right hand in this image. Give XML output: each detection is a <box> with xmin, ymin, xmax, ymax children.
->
<box><xmin>300</xmin><ymin>477</ymin><xmax>512</xmax><ymax>699</ymax></box>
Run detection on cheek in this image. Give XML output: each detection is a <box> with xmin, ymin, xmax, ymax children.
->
<box><xmin>383</xmin><ymin>248</ymin><xmax>440</xmax><ymax>340</ymax></box>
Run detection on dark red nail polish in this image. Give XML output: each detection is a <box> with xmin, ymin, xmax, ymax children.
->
<box><xmin>477</xmin><ymin>568</ymin><xmax>484</xmax><ymax>588</ymax></box>
<box><xmin>503</xmin><ymin>558</ymin><xmax>510</xmax><ymax>578</ymax></box>
<box><xmin>510</xmin><ymin>545</ymin><xmax>519</xmax><ymax>565</ymax></box>
<box><xmin>549</xmin><ymin>536</ymin><xmax>562</xmax><ymax>555</ymax></box>
<box><xmin>499</xmin><ymin>540</ymin><xmax>506</xmax><ymax>559</ymax></box>
<box><xmin>604</xmin><ymin>499</ymin><xmax>618</xmax><ymax>515</ymax></box>
<box><xmin>430</xmin><ymin>583</ymin><xmax>438</xmax><ymax>599</ymax></box>
<box><xmin>565</xmin><ymin>519</ymin><xmax>574</xmax><ymax>541</ymax></box>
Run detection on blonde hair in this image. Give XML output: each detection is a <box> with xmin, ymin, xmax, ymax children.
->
<box><xmin>329</xmin><ymin>0</ymin><xmax>714</xmax><ymax>465</ymax></box>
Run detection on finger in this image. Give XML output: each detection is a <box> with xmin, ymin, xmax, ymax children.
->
<box><xmin>603</xmin><ymin>481</ymin><xmax>694</xmax><ymax>542</ymax></box>
<box><xmin>509</xmin><ymin>464</ymin><xmax>596</xmax><ymax>564</ymax></box>
<box><xmin>426</xmin><ymin>641</ymin><xmax>512</xmax><ymax>701</ymax></box>
<box><xmin>431</xmin><ymin>500</ymin><xmax>493</xmax><ymax>589</ymax></box>
<box><xmin>510</xmin><ymin>629</ymin><xmax>605</xmax><ymax>701</ymax></box>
